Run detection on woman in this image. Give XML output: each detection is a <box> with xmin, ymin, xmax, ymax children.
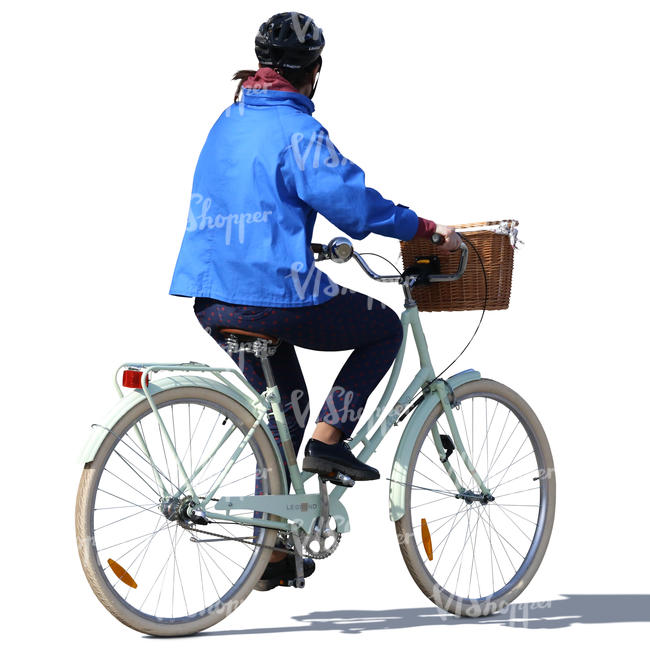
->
<box><xmin>169</xmin><ymin>12</ymin><xmax>460</xmax><ymax>589</ymax></box>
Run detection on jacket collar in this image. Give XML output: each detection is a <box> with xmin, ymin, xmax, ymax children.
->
<box><xmin>241</xmin><ymin>67</ymin><xmax>315</xmax><ymax>115</ymax></box>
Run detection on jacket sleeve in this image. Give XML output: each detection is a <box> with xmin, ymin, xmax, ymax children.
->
<box><xmin>280</xmin><ymin>127</ymin><xmax>419</xmax><ymax>241</ymax></box>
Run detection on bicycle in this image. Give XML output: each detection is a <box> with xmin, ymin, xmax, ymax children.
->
<box><xmin>75</xmin><ymin>235</ymin><xmax>555</xmax><ymax>636</ymax></box>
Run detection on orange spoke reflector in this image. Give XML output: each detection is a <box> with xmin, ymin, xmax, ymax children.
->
<box><xmin>108</xmin><ymin>558</ymin><xmax>138</xmax><ymax>588</ymax></box>
<box><xmin>421</xmin><ymin>518</ymin><xmax>433</xmax><ymax>561</ymax></box>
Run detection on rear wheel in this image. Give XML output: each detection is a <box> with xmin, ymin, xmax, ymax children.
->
<box><xmin>395</xmin><ymin>379</ymin><xmax>555</xmax><ymax>616</ymax></box>
<box><xmin>76</xmin><ymin>387</ymin><xmax>284</xmax><ymax>636</ymax></box>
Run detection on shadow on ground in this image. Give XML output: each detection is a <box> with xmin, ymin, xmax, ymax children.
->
<box><xmin>194</xmin><ymin>594</ymin><xmax>649</xmax><ymax>635</ymax></box>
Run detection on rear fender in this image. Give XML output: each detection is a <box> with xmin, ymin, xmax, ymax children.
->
<box><xmin>79</xmin><ymin>375</ymin><xmax>288</xmax><ymax>494</ymax></box>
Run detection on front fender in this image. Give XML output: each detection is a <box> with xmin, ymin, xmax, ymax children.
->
<box><xmin>79</xmin><ymin>375</ymin><xmax>289</xmax><ymax>494</ymax></box>
<box><xmin>388</xmin><ymin>369</ymin><xmax>481</xmax><ymax>521</ymax></box>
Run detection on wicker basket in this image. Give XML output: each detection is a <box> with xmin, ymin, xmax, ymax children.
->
<box><xmin>399</xmin><ymin>220</ymin><xmax>519</xmax><ymax>312</ymax></box>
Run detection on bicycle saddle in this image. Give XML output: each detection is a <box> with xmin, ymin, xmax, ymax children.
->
<box><xmin>219</xmin><ymin>327</ymin><xmax>280</xmax><ymax>344</ymax></box>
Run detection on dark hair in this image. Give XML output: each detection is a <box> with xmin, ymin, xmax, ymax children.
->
<box><xmin>232</xmin><ymin>57</ymin><xmax>321</xmax><ymax>103</ymax></box>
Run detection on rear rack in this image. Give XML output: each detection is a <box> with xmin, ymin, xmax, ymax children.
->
<box><xmin>111</xmin><ymin>361</ymin><xmax>274</xmax><ymax>503</ymax></box>
<box><xmin>113</xmin><ymin>361</ymin><xmax>269</xmax><ymax>409</ymax></box>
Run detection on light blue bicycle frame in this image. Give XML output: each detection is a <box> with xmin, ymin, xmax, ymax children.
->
<box><xmin>98</xmin><ymin>239</ymin><xmax>489</xmax><ymax>541</ymax></box>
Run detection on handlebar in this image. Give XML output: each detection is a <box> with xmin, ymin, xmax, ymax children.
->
<box><xmin>311</xmin><ymin>235</ymin><xmax>468</xmax><ymax>285</ymax></box>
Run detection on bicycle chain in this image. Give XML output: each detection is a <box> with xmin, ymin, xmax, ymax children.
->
<box><xmin>178</xmin><ymin>521</ymin><xmax>299</xmax><ymax>555</ymax></box>
<box><xmin>180</xmin><ymin>521</ymin><xmax>342</xmax><ymax>559</ymax></box>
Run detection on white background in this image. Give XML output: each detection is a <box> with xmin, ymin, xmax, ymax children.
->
<box><xmin>2</xmin><ymin>0</ymin><xmax>649</xmax><ymax>646</ymax></box>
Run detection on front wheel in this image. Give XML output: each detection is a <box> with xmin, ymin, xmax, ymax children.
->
<box><xmin>395</xmin><ymin>379</ymin><xmax>555</xmax><ymax>617</ymax></box>
<box><xmin>76</xmin><ymin>386</ymin><xmax>284</xmax><ymax>636</ymax></box>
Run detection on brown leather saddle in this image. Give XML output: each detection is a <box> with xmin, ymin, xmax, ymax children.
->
<box><xmin>219</xmin><ymin>327</ymin><xmax>280</xmax><ymax>345</ymax></box>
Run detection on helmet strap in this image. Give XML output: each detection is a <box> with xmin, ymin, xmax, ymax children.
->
<box><xmin>309</xmin><ymin>58</ymin><xmax>322</xmax><ymax>99</ymax></box>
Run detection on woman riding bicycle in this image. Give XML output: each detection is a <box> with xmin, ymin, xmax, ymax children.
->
<box><xmin>169</xmin><ymin>11</ymin><xmax>460</xmax><ymax>589</ymax></box>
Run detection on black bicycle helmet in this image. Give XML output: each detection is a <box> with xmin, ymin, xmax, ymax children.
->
<box><xmin>255</xmin><ymin>12</ymin><xmax>325</xmax><ymax>70</ymax></box>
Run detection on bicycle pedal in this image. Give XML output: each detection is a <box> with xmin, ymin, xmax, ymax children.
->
<box><xmin>323</xmin><ymin>471</ymin><xmax>355</xmax><ymax>487</ymax></box>
<box><xmin>287</xmin><ymin>577</ymin><xmax>305</xmax><ymax>588</ymax></box>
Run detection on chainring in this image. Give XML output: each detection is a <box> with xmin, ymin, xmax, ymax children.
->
<box><xmin>302</xmin><ymin>516</ymin><xmax>342</xmax><ymax>559</ymax></box>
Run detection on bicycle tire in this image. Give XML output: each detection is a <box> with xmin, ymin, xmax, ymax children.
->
<box><xmin>76</xmin><ymin>386</ymin><xmax>284</xmax><ymax>636</ymax></box>
<box><xmin>395</xmin><ymin>378</ymin><xmax>555</xmax><ymax>617</ymax></box>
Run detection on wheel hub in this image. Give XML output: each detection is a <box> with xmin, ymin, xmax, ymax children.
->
<box><xmin>160</xmin><ymin>495</ymin><xmax>209</xmax><ymax>525</ymax></box>
<box><xmin>456</xmin><ymin>489</ymin><xmax>495</xmax><ymax>505</ymax></box>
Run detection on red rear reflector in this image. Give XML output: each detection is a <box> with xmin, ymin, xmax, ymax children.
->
<box><xmin>122</xmin><ymin>369</ymin><xmax>149</xmax><ymax>388</ymax></box>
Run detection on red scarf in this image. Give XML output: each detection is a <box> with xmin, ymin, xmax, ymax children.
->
<box><xmin>242</xmin><ymin>67</ymin><xmax>299</xmax><ymax>93</ymax></box>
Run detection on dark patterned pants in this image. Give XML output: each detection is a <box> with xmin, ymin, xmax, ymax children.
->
<box><xmin>193</xmin><ymin>287</ymin><xmax>403</xmax><ymax>507</ymax></box>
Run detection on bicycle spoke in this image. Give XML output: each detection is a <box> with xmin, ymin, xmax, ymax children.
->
<box><xmin>172</xmin><ymin>404</ymin><xmax>179</xmax><ymax>490</ymax></box>
<box><xmin>97</xmin><ymin>522</ymin><xmax>176</xmax><ymax>553</ymax></box>
<box><xmin>477</xmin><ymin>505</ymin><xmax>505</xmax><ymax>590</ymax></box>
<box><xmin>484</xmin><ymin>453</ymin><xmax>536</xmax><ymax>488</ymax></box>
<box><xmin>493</xmin><ymin>485</ymin><xmax>540</xmax><ymax>500</ymax></box>
<box><xmin>94</xmin><ymin>503</ymin><xmax>161</xmax><ymax>532</ymax></box>
<box><xmin>192</xmin><ymin>415</ymin><xmax>222</xmax><ymax>482</ymax></box>
<box><xmin>491</xmin><ymin>502</ymin><xmax>535</xmax><ymax>543</ymax></box>
<box><xmin>96</xmin><ymin>487</ymin><xmax>156</xmax><ymax>511</ymax></box>
<box><xmin>468</xmin><ymin>505</ymin><xmax>482</xmax><ymax>598</ymax></box>
<box><xmin>141</xmin><ymin>543</ymin><xmax>175</xmax><ymax>612</ymax></box>
<box><xmin>415</xmin><ymin>508</ymin><xmax>467</xmax><ymax>531</ymax></box>
<box><xmin>410</xmin><ymin>494</ymin><xmax>453</xmax><ymax>510</ymax></box>
<box><xmin>195</xmin><ymin>540</ymin><xmax>221</xmax><ymax>601</ymax></box>
<box><xmin>390</xmin><ymin>478</ymin><xmax>458</xmax><ymax>498</ymax></box>
<box><xmin>109</xmin><ymin>451</ymin><xmax>161</xmax><ymax>501</ymax></box>
<box><xmin>420</xmin><ymin>440</ymin><xmax>459</xmax><ymax>485</ymax></box>
<box><xmin>496</xmin><ymin>502</ymin><xmax>539</xmax><ymax>526</ymax></box>
<box><xmin>120</xmin><ymin>429</ymin><xmax>184</xmax><ymax>495</ymax></box>
<box><xmin>126</xmin><ymin>517</ymin><xmax>169</xmax><ymax>598</ymax></box>
<box><xmin>444</xmin><ymin>505</ymin><xmax>480</xmax><ymax>589</ymax></box>
<box><xmin>485</xmin><ymin>418</ymin><xmax>522</xmax><ymax>483</ymax></box>
<box><xmin>94</xmin><ymin>503</ymin><xmax>154</xmax><ymax>511</ymax></box>
<box><xmin>413</xmin><ymin>467</ymin><xmax>457</xmax><ymax>495</ymax></box>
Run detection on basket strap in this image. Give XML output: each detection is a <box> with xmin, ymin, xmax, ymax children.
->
<box><xmin>454</xmin><ymin>219</ymin><xmax>519</xmax><ymax>232</ymax></box>
<box><xmin>454</xmin><ymin>220</ymin><xmax>521</xmax><ymax>248</ymax></box>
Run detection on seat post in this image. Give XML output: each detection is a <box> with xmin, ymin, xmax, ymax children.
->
<box><xmin>259</xmin><ymin>354</ymin><xmax>276</xmax><ymax>390</ymax></box>
<box><xmin>255</xmin><ymin>341</ymin><xmax>303</xmax><ymax>492</ymax></box>
<box><xmin>220</xmin><ymin>329</ymin><xmax>304</xmax><ymax>493</ymax></box>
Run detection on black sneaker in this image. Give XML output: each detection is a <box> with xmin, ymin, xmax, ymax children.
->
<box><xmin>302</xmin><ymin>438</ymin><xmax>380</xmax><ymax>482</ymax></box>
<box><xmin>254</xmin><ymin>544</ymin><xmax>316</xmax><ymax>591</ymax></box>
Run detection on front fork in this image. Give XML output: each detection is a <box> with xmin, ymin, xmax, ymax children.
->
<box><xmin>430</xmin><ymin>381</ymin><xmax>493</xmax><ymax>503</ymax></box>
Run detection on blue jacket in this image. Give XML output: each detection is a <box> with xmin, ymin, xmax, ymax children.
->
<box><xmin>169</xmin><ymin>88</ymin><xmax>419</xmax><ymax>307</ymax></box>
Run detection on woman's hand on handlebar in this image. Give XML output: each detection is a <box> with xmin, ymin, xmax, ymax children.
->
<box><xmin>434</xmin><ymin>224</ymin><xmax>462</xmax><ymax>252</ymax></box>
